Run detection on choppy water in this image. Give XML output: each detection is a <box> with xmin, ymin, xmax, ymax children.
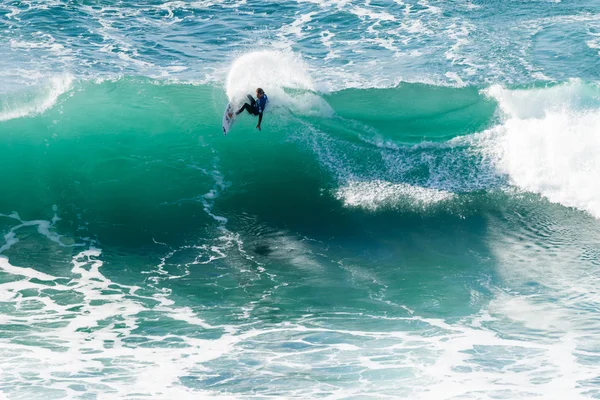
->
<box><xmin>1</xmin><ymin>1</ymin><xmax>600</xmax><ymax>399</ymax></box>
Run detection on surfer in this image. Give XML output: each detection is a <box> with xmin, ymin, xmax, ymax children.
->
<box><xmin>228</xmin><ymin>88</ymin><xmax>268</xmax><ymax>131</ymax></box>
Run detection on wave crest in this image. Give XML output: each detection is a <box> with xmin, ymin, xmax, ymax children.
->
<box><xmin>481</xmin><ymin>80</ymin><xmax>600</xmax><ymax>217</ymax></box>
<box><xmin>0</xmin><ymin>75</ymin><xmax>73</xmax><ymax>121</ymax></box>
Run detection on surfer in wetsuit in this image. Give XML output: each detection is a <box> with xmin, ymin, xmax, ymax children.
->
<box><xmin>228</xmin><ymin>88</ymin><xmax>268</xmax><ymax>131</ymax></box>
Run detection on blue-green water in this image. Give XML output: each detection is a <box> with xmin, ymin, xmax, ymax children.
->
<box><xmin>1</xmin><ymin>1</ymin><xmax>600</xmax><ymax>399</ymax></box>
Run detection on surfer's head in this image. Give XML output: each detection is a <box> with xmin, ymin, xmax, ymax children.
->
<box><xmin>256</xmin><ymin>88</ymin><xmax>265</xmax><ymax>98</ymax></box>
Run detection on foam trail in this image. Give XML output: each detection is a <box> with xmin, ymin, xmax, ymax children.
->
<box><xmin>0</xmin><ymin>75</ymin><xmax>73</xmax><ymax>121</ymax></box>
<box><xmin>480</xmin><ymin>80</ymin><xmax>600</xmax><ymax>218</ymax></box>
<box><xmin>225</xmin><ymin>50</ymin><xmax>332</xmax><ymax>117</ymax></box>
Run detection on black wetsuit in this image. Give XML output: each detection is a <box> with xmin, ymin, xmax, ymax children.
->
<box><xmin>236</xmin><ymin>94</ymin><xmax>268</xmax><ymax>126</ymax></box>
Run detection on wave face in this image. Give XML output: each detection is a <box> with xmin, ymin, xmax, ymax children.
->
<box><xmin>1</xmin><ymin>76</ymin><xmax>600</xmax><ymax>399</ymax></box>
<box><xmin>2</xmin><ymin>0</ymin><xmax>600</xmax><ymax>398</ymax></box>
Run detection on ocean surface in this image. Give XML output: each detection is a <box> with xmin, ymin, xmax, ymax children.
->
<box><xmin>1</xmin><ymin>0</ymin><xmax>600</xmax><ymax>398</ymax></box>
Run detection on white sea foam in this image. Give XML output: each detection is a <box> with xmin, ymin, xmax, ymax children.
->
<box><xmin>0</xmin><ymin>213</ymin><xmax>240</xmax><ymax>398</ymax></box>
<box><xmin>335</xmin><ymin>179</ymin><xmax>455</xmax><ymax>211</ymax></box>
<box><xmin>226</xmin><ymin>50</ymin><xmax>315</xmax><ymax>97</ymax></box>
<box><xmin>0</xmin><ymin>75</ymin><xmax>73</xmax><ymax>121</ymax></box>
<box><xmin>480</xmin><ymin>80</ymin><xmax>600</xmax><ymax>218</ymax></box>
<box><xmin>320</xmin><ymin>30</ymin><xmax>339</xmax><ymax>60</ymax></box>
<box><xmin>0</xmin><ymin>250</ymin><xmax>233</xmax><ymax>398</ymax></box>
<box><xmin>2</xmin><ymin>0</ymin><xmax>592</xmax><ymax>91</ymax></box>
<box><xmin>9</xmin><ymin>38</ymin><xmax>66</xmax><ymax>53</ymax></box>
<box><xmin>1</xmin><ymin>211</ymin><xmax>597</xmax><ymax>399</ymax></box>
<box><xmin>280</xmin><ymin>12</ymin><xmax>317</xmax><ymax>38</ymax></box>
<box><xmin>302</xmin><ymin>121</ymin><xmax>495</xmax><ymax>213</ymax></box>
<box><xmin>225</xmin><ymin>50</ymin><xmax>333</xmax><ymax>116</ymax></box>
<box><xmin>350</xmin><ymin>6</ymin><xmax>396</xmax><ymax>22</ymax></box>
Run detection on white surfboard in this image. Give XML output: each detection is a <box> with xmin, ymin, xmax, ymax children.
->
<box><xmin>222</xmin><ymin>102</ymin><xmax>235</xmax><ymax>136</ymax></box>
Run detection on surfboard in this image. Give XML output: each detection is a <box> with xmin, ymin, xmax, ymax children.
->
<box><xmin>222</xmin><ymin>102</ymin><xmax>235</xmax><ymax>136</ymax></box>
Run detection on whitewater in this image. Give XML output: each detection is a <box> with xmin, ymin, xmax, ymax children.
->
<box><xmin>1</xmin><ymin>0</ymin><xmax>600</xmax><ymax>399</ymax></box>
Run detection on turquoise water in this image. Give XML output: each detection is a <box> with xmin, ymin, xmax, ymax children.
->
<box><xmin>1</xmin><ymin>1</ymin><xmax>600</xmax><ymax>399</ymax></box>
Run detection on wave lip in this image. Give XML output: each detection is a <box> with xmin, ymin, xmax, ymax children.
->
<box><xmin>481</xmin><ymin>80</ymin><xmax>600</xmax><ymax>218</ymax></box>
<box><xmin>0</xmin><ymin>75</ymin><xmax>73</xmax><ymax>121</ymax></box>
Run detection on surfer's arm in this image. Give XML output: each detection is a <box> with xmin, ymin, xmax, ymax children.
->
<box><xmin>257</xmin><ymin>111</ymin><xmax>263</xmax><ymax>130</ymax></box>
<box><xmin>256</xmin><ymin>97</ymin><xmax>267</xmax><ymax>130</ymax></box>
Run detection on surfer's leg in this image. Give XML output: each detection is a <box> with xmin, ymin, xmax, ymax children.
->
<box><xmin>233</xmin><ymin>95</ymin><xmax>257</xmax><ymax>116</ymax></box>
<box><xmin>235</xmin><ymin>103</ymin><xmax>253</xmax><ymax>115</ymax></box>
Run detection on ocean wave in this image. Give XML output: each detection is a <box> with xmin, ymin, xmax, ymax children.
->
<box><xmin>1</xmin><ymin>74</ymin><xmax>600</xmax><ymax>219</ymax></box>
